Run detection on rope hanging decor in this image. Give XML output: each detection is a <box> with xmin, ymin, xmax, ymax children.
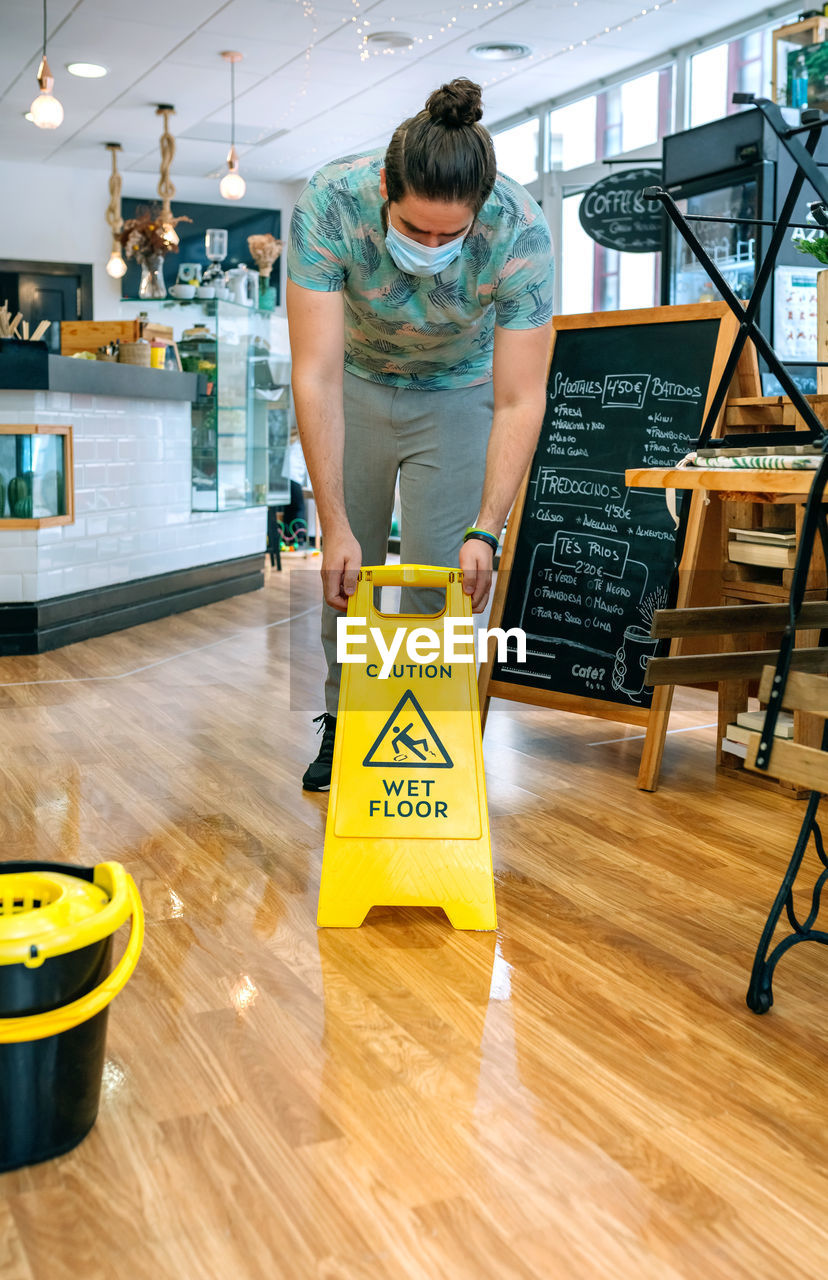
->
<box><xmin>155</xmin><ymin>105</ymin><xmax>179</xmax><ymax>247</ymax></box>
<box><xmin>103</xmin><ymin>142</ymin><xmax>127</xmax><ymax>279</ymax></box>
<box><xmin>105</xmin><ymin>143</ymin><xmax>123</xmax><ymax>238</ymax></box>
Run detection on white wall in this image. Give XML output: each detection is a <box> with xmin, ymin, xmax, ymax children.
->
<box><xmin>0</xmin><ymin>386</ymin><xmax>267</xmax><ymax>602</ymax></box>
<box><xmin>0</xmin><ymin>160</ymin><xmax>302</xmax><ymax>321</ymax></box>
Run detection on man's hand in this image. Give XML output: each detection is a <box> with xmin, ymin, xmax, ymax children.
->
<box><xmin>459</xmin><ymin>538</ymin><xmax>494</xmax><ymax>614</ymax></box>
<box><xmin>322</xmin><ymin>528</ymin><xmax>363</xmax><ymax>611</ymax></box>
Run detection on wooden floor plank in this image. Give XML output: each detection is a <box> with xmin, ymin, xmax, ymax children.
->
<box><xmin>2</xmin><ymin>557</ymin><xmax>828</xmax><ymax>1278</ymax></box>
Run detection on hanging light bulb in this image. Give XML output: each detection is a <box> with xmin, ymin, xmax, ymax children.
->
<box><xmin>219</xmin><ymin>52</ymin><xmax>246</xmax><ymax>201</ymax></box>
<box><xmin>104</xmin><ymin>143</ymin><xmax>127</xmax><ymax>278</ymax></box>
<box><xmin>30</xmin><ymin>0</ymin><xmax>63</xmax><ymax>129</ymax></box>
<box><xmin>220</xmin><ymin>145</ymin><xmax>246</xmax><ymax>200</ymax></box>
<box><xmin>106</xmin><ymin>249</ymin><xmax>127</xmax><ymax>279</ymax></box>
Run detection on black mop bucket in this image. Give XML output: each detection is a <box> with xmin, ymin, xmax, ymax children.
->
<box><xmin>0</xmin><ymin>860</ymin><xmax>143</xmax><ymax>1172</ymax></box>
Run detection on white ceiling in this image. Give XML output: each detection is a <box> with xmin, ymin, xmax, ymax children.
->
<box><xmin>0</xmin><ymin>0</ymin><xmax>785</xmax><ymax>186</ymax></box>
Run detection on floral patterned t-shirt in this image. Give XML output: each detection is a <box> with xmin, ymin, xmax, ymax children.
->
<box><xmin>287</xmin><ymin>148</ymin><xmax>555</xmax><ymax>390</ymax></box>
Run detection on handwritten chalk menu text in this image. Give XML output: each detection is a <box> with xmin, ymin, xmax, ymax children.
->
<box><xmin>492</xmin><ymin>318</ymin><xmax>721</xmax><ymax>709</ymax></box>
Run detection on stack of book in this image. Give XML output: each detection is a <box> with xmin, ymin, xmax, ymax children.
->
<box><xmin>722</xmin><ymin>708</ymin><xmax>795</xmax><ymax>759</ymax></box>
<box><xmin>727</xmin><ymin>527</ymin><xmax>797</xmax><ymax>570</ymax></box>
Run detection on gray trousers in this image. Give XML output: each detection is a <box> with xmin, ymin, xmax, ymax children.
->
<box><xmin>322</xmin><ymin>371</ymin><xmax>494</xmax><ymax>715</ymax></box>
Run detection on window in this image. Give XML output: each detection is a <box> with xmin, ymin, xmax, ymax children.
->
<box><xmin>492</xmin><ymin>118</ymin><xmax>539</xmax><ymax>185</ymax></box>
<box><xmin>548</xmin><ymin>67</ymin><xmax>673</xmax><ymax>172</ymax></box>
<box><xmin>689</xmin><ymin>43</ymin><xmax>729</xmax><ymax>126</ymax></box>
<box><xmin>561</xmin><ymin>192</ymin><xmax>594</xmax><ymax>313</ymax></box>
<box><xmin>548</xmin><ymin>98</ymin><xmax>597</xmax><ymax>170</ymax></box>
<box><xmin>561</xmin><ymin>191</ymin><xmax>659</xmax><ymax>315</ymax></box>
<box><xmin>598</xmin><ymin>68</ymin><xmax>673</xmax><ymax>160</ymax></box>
<box><xmin>690</xmin><ymin>23</ymin><xmax>783</xmax><ymax>127</ymax></box>
<box><xmin>598</xmin><ymin>86</ymin><xmax>623</xmax><ymax>159</ymax></box>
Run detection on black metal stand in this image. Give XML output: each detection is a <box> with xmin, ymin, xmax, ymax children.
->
<box><xmin>755</xmin><ymin>452</ymin><xmax>828</xmax><ymax>759</ymax></box>
<box><xmin>747</xmin><ymin>766</ymin><xmax>828</xmax><ymax>1013</ymax></box>
<box><xmin>743</xmin><ymin>447</ymin><xmax>828</xmax><ymax>1012</ymax></box>
<box><xmin>645</xmin><ymin>97</ymin><xmax>828</xmax><ymax>449</ymax></box>
<box><xmin>646</xmin><ymin>97</ymin><xmax>828</xmax><ymax>1012</ymax></box>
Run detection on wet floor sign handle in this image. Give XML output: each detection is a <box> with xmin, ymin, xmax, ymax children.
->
<box><xmin>317</xmin><ymin>564</ymin><xmax>496</xmax><ymax>930</ymax></box>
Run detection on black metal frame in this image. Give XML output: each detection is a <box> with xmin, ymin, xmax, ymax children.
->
<box><xmin>646</xmin><ymin>97</ymin><xmax>828</xmax><ymax>1013</ymax></box>
<box><xmin>747</xmin><ymin>757</ymin><xmax>828</xmax><ymax>1013</ymax></box>
<box><xmin>745</xmin><ymin>443</ymin><xmax>828</xmax><ymax>1012</ymax></box>
<box><xmin>646</xmin><ymin>97</ymin><xmax>828</xmax><ymax>449</ymax></box>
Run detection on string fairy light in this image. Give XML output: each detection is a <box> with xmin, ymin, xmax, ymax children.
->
<box><xmin>240</xmin><ymin>0</ymin><xmax>679</xmax><ymax>175</ymax></box>
<box><xmin>356</xmin><ymin>0</ymin><xmax>671</xmax><ymax>63</ymax></box>
<box><xmin>474</xmin><ymin>0</ymin><xmax>679</xmax><ymax>90</ymax></box>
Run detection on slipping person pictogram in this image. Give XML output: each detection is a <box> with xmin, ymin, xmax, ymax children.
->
<box><xmin>392</xmin><ymin>723</ymin><xmax>432</xmax><ymax>762</ymax></box>
<box><xmin>363</xmin><ymin>690</ymin><xmax>453</xmax><ymax>769</ymax></box>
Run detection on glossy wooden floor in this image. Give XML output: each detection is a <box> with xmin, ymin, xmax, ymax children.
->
<box><xmin>2</xmin><ymin>557</ymin><xmax>828</xmax><ymax>1279</ymax></box>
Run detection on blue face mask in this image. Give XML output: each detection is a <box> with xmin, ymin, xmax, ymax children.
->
<box><xmin>385</xmin><ymin>219</ymin><xmax>469</xmax><ymax>277</ymax></box>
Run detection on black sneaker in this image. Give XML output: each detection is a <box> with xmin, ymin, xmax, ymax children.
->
<box><xmin>302</xmin><ymin>713</ymin><xmax>337</xmax><ymax>791</ymax></box>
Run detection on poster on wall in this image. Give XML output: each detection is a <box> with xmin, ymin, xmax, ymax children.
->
<box><xmin>773</xmin><ymin>264</ymin><xmax>819</xmax><ymax>363</ymax></box>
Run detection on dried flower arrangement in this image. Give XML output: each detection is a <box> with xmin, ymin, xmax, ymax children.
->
<box><xmin>247</xmin><ymin>233</ymin><xmax>283</xmax><ymax>281</ymax></box>
<box><xmin>120</xmin><ymin>204</ymin><xmax>191</xmax><ymax>259</ymax></box>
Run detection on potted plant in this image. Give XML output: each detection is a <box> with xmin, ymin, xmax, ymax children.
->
<box><xmin>795</xmin><ymin>233</ymin><xmax>828</xmax><ymax>393</ymax></box>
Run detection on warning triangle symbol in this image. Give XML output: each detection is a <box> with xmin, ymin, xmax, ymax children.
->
<box><xmin>363</xmin><ymin>690</ymin><xmax>453</xmax><ymax>769</ymax></box>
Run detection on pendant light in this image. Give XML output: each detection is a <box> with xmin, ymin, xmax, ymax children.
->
<box><xmin>219</xmin><ymin>51</ymin><xmax>246</xmax><ymax>201</ymax></box>
<box><xmin>30</xmin><ymin>0</ymin><xmax>63</xmax><ymax>129</ymax></box>
<box><xmin>155</xmin><ymin>104</ymin><xmax>180</xmax><ymax>248</ymax></box>
<box><xmin>104</xmin><ymin>143</ymin><xmax>127</xmax><ymax>279</ymax></box>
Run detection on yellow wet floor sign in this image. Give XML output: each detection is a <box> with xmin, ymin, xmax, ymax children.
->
<box><xmin>317</xmin><ymin>565</ymin><xmax>496</xmax><ymax>929</ymax></box>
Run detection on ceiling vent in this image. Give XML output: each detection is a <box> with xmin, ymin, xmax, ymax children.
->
<box><xmin>365</xmin><ymin>31</ymin><xmax>415</xmax><ymax>49</ymax></box>
<box><xmin>469</xmin><ymin>42</ymin><xmax>532</xmax><ymax>60</ymax></box>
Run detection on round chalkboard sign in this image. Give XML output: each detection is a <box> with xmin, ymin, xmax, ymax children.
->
<box><xmin>578</xmin><ymin>169</ymin><xmax>663</xmax><ymax>253</ymax></box>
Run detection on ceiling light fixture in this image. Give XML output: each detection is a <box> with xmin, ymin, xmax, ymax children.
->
<box><xmin>104</xmin><ymin>143</ymin><xmax>127</xmax><ymax>280</ymax></box>
<box><xmin>66</xmin><ymin>61</ymin><xmax>108</xmax><ymax>78</ymax></box>
<box><xmin>30</xmin><ymin>0</ymin><xmax>63</xmax><ymax>129</ymax></box>
<box><xmin>470</xmin><ymin>41</ymin><xmax>532</xmax><ymax>60</ymax></box>
<box><xmin>219</xmin><ymin>51</ymin><xmax>246</xmax><ymax>202</ymax></box>
<box><xmin>155</xmin><ymin>104</ymin><xmax>180</xmax><ymax>248</ymax></box>
<box><xmin>365</xmin><ymin>31</ymin><xmax>414</xmax><ymax>49</ymax></box>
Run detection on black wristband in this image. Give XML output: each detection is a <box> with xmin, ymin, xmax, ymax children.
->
<box><xmin>463</xmin><ymin>528</ymin><xmax>499</xmax><ymax>554</ymax></box>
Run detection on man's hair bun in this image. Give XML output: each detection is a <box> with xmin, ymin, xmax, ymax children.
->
<box><xmin>425</xmin><ymin>78</ymin><xmax>484</xmax><ymax>128</ymax></box>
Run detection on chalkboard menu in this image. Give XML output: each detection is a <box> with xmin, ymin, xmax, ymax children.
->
<box><xmin>488</xmin><ymin>313</ymin><xmax>725</xmax><ymax>711</ymax></box>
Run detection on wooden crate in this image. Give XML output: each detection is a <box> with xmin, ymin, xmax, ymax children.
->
<box><xmin>60</xmin><ymin>319</ymin><xmax>142</xmax><ymax>356</ymax></box>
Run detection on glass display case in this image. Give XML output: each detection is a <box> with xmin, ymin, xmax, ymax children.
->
<box><xmin>0</xmin><ymin>425</ymin><xmax>73</xmax><ymax>527</ymax></box>
<box><xmin>668</xmin><ymin>179</ymin><xmax>759</xmax><ymax>307</ymax></box>
<box><xmin>120</xmin><ymin>298</ymin><xmax>290</xmax><ymax>512</ymax></box>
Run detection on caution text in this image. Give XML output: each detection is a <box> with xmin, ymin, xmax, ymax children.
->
<box><xmin>338</xmin><ymin>617</ymin><xmax>526</xmax><ymax>677</ymax></box>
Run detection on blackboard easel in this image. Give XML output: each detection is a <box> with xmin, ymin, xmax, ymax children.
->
<box><xmin>479</xmin><ymin>303</ymin><xmax>740</xmax><ymax>791</ymax></box>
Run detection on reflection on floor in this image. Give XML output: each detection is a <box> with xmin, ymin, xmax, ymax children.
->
<box><xmin>1</xmin><ymin>557</ymin><xmax>827</xmax><ymax>1278</ymax></box>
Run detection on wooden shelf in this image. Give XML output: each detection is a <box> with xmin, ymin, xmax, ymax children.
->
<box><xmin>772</xmin><ymin>15</ymin><xmax>828</xmax><ymax>103</ymax></box>
<box><xmin>629</xmin><ymin>449</ymin><xmax>825</xmax><ymax>796</ymax></box>
<box><xmin>625</xmin><ymin>467</ymin><xmax>817</xmax><ymax>498</ymax></box>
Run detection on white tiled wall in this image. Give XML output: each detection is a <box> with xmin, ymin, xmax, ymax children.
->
<box><xmin>0</xmin><ymin>390</ymin><xmax>266</xmax><ymax>603</ymax></box>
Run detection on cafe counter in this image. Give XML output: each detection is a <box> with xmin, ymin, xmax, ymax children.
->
<box><xmin>0</xmin><ymin>345</ymin><xmax>268</xmax><ymax>655</ymax></box>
